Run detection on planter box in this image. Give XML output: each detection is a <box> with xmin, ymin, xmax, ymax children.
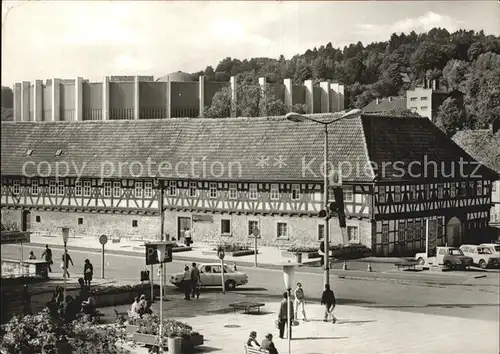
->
<box><xmin>132</xmin><ymin>332</ymin><xmax>204</xmax><ymax>351</ymax></box>
<box><xmin>307</xmin><ymin>252</ymin><xmax>321</xmax><ymax>259</ymax></box>
<box><xmin>231</xmin><ymin>250</ymin><xmax>256</xmax><ymax>257</ymax></box>
<box><xmin>281</xmin><ymin>251</ymin><xmax>295</xmax><ymax>258</ymax></box>
<box><xmin>94</xmin><ymin>286</ymin><xmax>160</xmax><ymax>308</ymax></box>
<box><xmin>172</xmin><ymin>246</ymin><xmax>192</xmax><ymax>253</ymax></box>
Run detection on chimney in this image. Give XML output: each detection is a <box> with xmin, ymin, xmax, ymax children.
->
<box><xmin>432</xmin><ymin>79</ymin><xmax>440</xmax><ymax>90</ymax></box>
<box><xmin>376</xmin><ymin>98</ymin><xmax>380</xmax><ymax>105</ymax></box>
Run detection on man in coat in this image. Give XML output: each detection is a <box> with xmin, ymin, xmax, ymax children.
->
<box><xmin>278</xmin><ymin>292</ymin><xmax>294</xmax><ymax>339</ymax></box>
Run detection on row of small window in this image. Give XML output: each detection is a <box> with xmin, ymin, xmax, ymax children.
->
<box><xmin>378</xmin><ymin>181</ymin><xmax>488</xmax><ymax>203</ymax></box>
<box><xmin>380</xmin><ymin>219</ymin><xmax>443</xmax><ymax>244</ymax></box>
<box><xmin>409</xmin><ymin>106</ymin><xmax>428</xmax><ymax>111</ymax></box>
<box><xmin>34</xmin><ymin>216</ymin><xmax>84</xmax><ymax>225</ymax></box>
<box><xmin>14</xmin><ymin>179</ymin><xmax>355</xmax><ymax>202</ymax></box>
<box><xmin>318</xmin><ymin>224</ymin><xmax>359</xmax><ymax>243</ymax></box>
<box><xmin>409</xmin><ymin>97</ymin><xmax>428</xmax><ymax>101</ymax></box>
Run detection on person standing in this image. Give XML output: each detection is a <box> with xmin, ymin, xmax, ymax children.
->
<box><xmin>190</xmin><ymin>262</ymin><xmax>201</xmax><ymax>299</ymax></box>
<box><xmin>184</xmin><ymin>227</ymin><xmax>192</xmax><ymax>246</ymax></box>
<box><xmin>61</xmin><ymin>251</ymin><xmax>74</xmax><ymax>278</ymax></box>
<box><xmin>278</xmin><ymin>292</ymin><xmax>294</xmax><ymax>339</ymax></box>
<box><xmin>321</xmin><ymin>284</ymin><xmax>337</xmax><ymax>323</ymax></box>
<box><xmin>83</xmin><ymin>259</ymin><xmax>93</xmax><ymax>287</ymax></box>
<box><xmin>294</xmin><ymin>282</ymin><xmax>307</xmax><ymax>321</ymax></box>
<box><xmin>42</xmin><ymin>245</ymin><xmax>53</xmax><ymax>272</ymax></box>
<box><xmin>182</xmin><ymin>265</ymin><xmax>192</xmax><ymax>300</ymax></box>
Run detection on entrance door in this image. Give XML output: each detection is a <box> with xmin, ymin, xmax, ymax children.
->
<box><xmin>177</xmin><ymin>217</ymin><xmax>191</xmax><ymax>241</ymax></box>
<box><xmin>446</xmin><ymin>217</ymin><xmax>462</xmax><ymax>247</ymax></box>
<box><xmin>21</xmin><ymin>210</ymin><xmax>31</xmax><ymax>232</ymax></box>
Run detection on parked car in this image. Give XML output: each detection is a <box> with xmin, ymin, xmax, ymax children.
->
<box><xmin>415</xmin><ymin>246</ymin><xmax>473</xmax><ymax>270</ymax></box>
<box><xmin>480</xmin><ymin>243</ymin><xmax>500</xmax><ymax>257</ymax></box>
<box><xmin>460</xmin><ymin>244</ymin><xmax>500</xmax><ymax>269</ymax></box>
<box><xmin>169</xmin><ymin>263</ymin><xmax>248</xmax><ymax>290</ymax></box>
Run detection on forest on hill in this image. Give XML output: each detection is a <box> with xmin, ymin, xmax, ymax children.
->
<box><xmin>189</xmin><ymin>28</ymin><xmax>500</xmax><ymax>133</ymax></box>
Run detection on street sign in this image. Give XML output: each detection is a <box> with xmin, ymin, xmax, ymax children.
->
<box><xmin>145</xmin><ymin>242</ymin><xmax>173</xmax><ymax>265</ymax></box>
<box><xmin>0</xmin><ymin>231</ymin><xmax>30</xmax><ymax>245</ymax></box>
<box><xmin>252</xmin><ymin>227</ymin><xmax>260</xmax><ymax>238</ymax></box>
<box><xmin>217</xmin><ymin>248</ymin><xmax>225</xmax><ymax>260</ymax></box>
<box><xmin>99</xmin><ymin>234</ymin><xmax>108</xmax><ymax>245</ymax></box>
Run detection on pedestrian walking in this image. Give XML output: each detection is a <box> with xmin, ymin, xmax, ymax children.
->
<box><xmin>28</xmin><ymin>251</ymin><xmax>36</xmax><ymax>260</ymax></box>
<box><xmin>41</xmin><ymin>245</ymin><xmax>53</xmax><ymax>272</ymax></box>
<box><xmin>190</xmin><ymin>262</ymin><xmax>201</xmax><ymax>299</ymax></box>
<box><xmin>61</xmin><ymin>252</ymin><xmax>74</xmax><ymax>278</ymax></box>
<box><xmin>294</xmin><ymin>282</ymin><xmax>307</xmax><ymax>321</ymax></box>
<box><xmin>83</xmin><ymin>259</ymin><xmax>93</xmax><ymax>287</ymax></box>
<box><xmin>277</xmin><ymin>292</ymin><xmax>294</xmax><ymax>339</ymax></box>
<box><xmin>182</xmin><ymin>265</ymin><xmax>192</xmax><ymax>300</ymax></box>
<box><xmin>321</xmin><ymin>284</ymin><xmax>337</xmax><ymax>323</ymax></box>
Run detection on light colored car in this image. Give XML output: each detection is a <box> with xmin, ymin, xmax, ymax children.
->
<box><xmin>460</xmin><ymin>244</ymin><xmax>500</xmax><ymax>269</ymax></box>
<box><xmin>415</xmin><ymin>246</ymin><xmax>473</xmax><ymax>269</ymax></box>
<box><xmin>480</xmin><ymin>243</ymin><xmax>500</xmax><ymax>257</ymax></box>
<box><xmin>170</xmin><ymin>263</ymin><xmax>248</xmax><ymax>290</ymax></box>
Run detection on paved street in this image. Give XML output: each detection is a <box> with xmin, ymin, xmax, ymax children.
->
<box><xmin>3</xmin><ymin>244</ymin><xmax>499</xmax><ymax>323</ymax></box>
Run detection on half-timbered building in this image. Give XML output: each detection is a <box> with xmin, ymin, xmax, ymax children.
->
<box><xmin>1</xmin><ymin>114</ymin><xmax>497</xmax><ymax>256</ymax></box>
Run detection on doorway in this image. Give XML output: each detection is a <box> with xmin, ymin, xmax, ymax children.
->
<box><xmin>21</xmin><ymin>210</ymin><xmax>31</xmax><ymax>232</ymax></box>
<box><xmin>446</xmin><ymin>217</ymin><xmax>462</xmax><ymax>247</ymax></box>
<box><xmin>177</xmin><ymin>217</ymin><xmax>191</xmax><ymax>241</ymax></box>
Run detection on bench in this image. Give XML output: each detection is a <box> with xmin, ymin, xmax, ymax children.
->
<box><xmin>229</xmin><ymin>302</ymin><xmax>265</xmax><ymax>314</ymax></box>
<box><xmin>244</xmin><ymin>345</ymin><xmax>269</xmax><ymax>354</ymax></box>
<box><xmin>395</xmin><ymin>262</ymin><xmax>417</xmax><ymax>271</ymax></box>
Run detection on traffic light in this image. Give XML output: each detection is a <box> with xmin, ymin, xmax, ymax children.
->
<box><xmin>319</xmin><ymin>209</ymin><xmax>327</xmax><ymax>218</ymax></box>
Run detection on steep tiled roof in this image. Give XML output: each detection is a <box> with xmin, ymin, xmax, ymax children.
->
<box><xmin>362</xmin><ymin>114</ymin><xmax>498</xmax><ymax>181</ymax></box>
<box><xmin>362</xmin><ymin>97</ymin><xmax>406</xmax><ymax>113</ymax></box>
<box><xmin>452</xmin><ymin>129</ymin><xmax>500</xmax><ymax>175</ymax></box>
<box><xmin>2</xmin><ymin>114</ymin><xmax>495</xmax><ymax>183</ymax></box>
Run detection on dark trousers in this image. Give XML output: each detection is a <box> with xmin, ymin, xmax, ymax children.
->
<box><xmin>182</xmin><ymin>280</ymin><xmax>192</xmax><ymax>299</ymax></box>
<box><xmin>191</xmin><ymin>282</ymin><xmax>200</xmax><ymax>298</ymax></box>
<box><xmin>278</xmin><ymin>318</ymin><xmax>292</xmax><ymax>339</ymax></box>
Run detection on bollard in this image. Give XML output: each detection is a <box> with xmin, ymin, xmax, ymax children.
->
<box><xmin>342</xmin><ymin>261</ymin><xmax>347</xmax><ymax>270</ymax></box>
<box><xmin>167</xmin><ymin>336</ymin><xmax>182</xmax><ymax>354</ymax></box>
<box><xmin>367</xmin><ymin>263</ymin><xmax>372</xmax><ymax>272</ymax></box>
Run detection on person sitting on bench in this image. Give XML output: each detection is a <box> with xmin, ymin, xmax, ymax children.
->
<box><xmin>246</xmin><ymin>331</ymin><xmax>260</xmax><ymax>348</ymax></box>
<box><xmin>82</xmin><ymin>293</ymin><xmax>96</xmax><ymax>315</ymax></box>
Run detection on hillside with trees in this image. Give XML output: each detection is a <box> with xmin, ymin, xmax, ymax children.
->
<box><xmin>189</xmin><ymin>28</ymin><xmax>500</xmax><ymax>134</ymax></box>
<box><xmin>1</xmin><ymin>86</ymin><xmax>13</xmax><ymax>121</ymax></box>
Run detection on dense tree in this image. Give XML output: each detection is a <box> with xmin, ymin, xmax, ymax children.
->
<box><xmin>442</xmin><ymin>60</ymin><xmax>469</xmax><ymax>91</ymax></box>
<box><xmin>435</xmin><ymin>97</ymin><xmax>467</xmax><ymax>136</ymax></box>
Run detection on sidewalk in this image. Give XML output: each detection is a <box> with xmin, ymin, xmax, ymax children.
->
<box><xmin>121</xmin><ymin>302</ymin><xmax>499</xmax><ymax>354</ymax></box>
<box><xmin>26</xmin><ymin>234</ymin><xmax>499</xmax><ymax>286</ymax></box>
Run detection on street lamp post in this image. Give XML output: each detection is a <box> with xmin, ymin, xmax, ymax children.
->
<box><xmin>156</xmin><ymin>244</ymin><xmax>167</xmax><ymax>354</ymax></box>
<box><xmin>61</xmin><ymin>227</ymin><xmax>70</xmax><ymax>310</ymax></box>
<box><xmin>286</xmin><ymin>109</ymin><xmax>361</xmax><ymax>289</ymax></box>
<box><xmin>282</xmin><ymin>262</ymin><xmax>297</xmax><ymax>354</ymax></box>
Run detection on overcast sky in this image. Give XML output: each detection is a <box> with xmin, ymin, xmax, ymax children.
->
<box><xmin>2</xmin><ymin>1</ymin><xmax>499</xmax><ymax>86</ymax></box>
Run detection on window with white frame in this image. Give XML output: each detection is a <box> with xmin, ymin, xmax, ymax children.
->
<box><xmin>229</xmin><ymin>183</ymin><xmax>237</xmax><ymax>199</ymax></box>
<box><xmin>398</xmin><ymin>221</ymin><xmax>406</xmax><ymax>242</ymax></box>
<box><xmin>168</xmin><ymin>181</ymin><xmax>177</xmax><ymax>196</ymax></box>
<box><xmin>189</xmin><ymin>182</ymin><xmax>197</xmax><ymax>197</ymax></box>
<box><xmin>135</xmin><ymin>182</ymin><xmax>143</xmax><ymax>198</ymax></box>
<box><xmin>270</xmin><ymin>184</ymin><xmax>279</xmax><ymax>200</ymax></box>
<box><xmin>291</xmin><ymin>184</ymin><xmax>301</xmax><ymax>200</ymax></box>
<box><xmin>144</xmin><ymin>181</ymin><xmax>153</xmax><ymax>198</ymax></box>
<box><xmin>83</xmin><ymin>181</ymin><xmax>91</xmax><ymax>197</ymax></box>
<box><xmin>347</xmin><ymin>226</ymin><xmax>359</xmax><ymax>243</ymax></box>
<box><xmin>221</xmin><ymin>219</ymin><xmax>231</xmax><ymax>235</ymax></box>
<box><xmin>450</xmin><ymin>183</ymin><xmax>456</xmax><ymax>198</ymax></box>
<box><xmin>248</xmin><ymin>220</ymin><xmax>259</xmax><ymax>236</ymax></box>
<box><xmin>113</xmin><ymin>181</ymin><xmax>121</xmax><ymax>197</ymax></box>
<box><xmin>343</xmin><ymin>186</ymin><xmax>353</xmax><ymax>202</ymax></box>
<box><xmin>328</xmin><ymin>187</ymin><xmax>335</xmax><ymax>202</ymax></box>
<box><xmin>420</xmin><ymin>96</ymin><xmax>428</xmax><ymax>101</ymax></box>
<box><xmin>31</xmin><ymin>180</ymin><xmax>39</xmax><ymax>195</ymax></box>
<box><xmin>437</xmin><ymin>184</ymin><xmax>443</xmax><ymax>199</ymax></box>
<box><xmin>407</xmin><ymin>220</ymin><xmax>414</xmax><ymax>240</ymax></box>
<box><xmin>49</xmin><ymin>180</ymin><xmax>56</xmax><ymax>196</ymax></box>
<box><xmin>318</xmin><ymin>224</ymin><xmax>325</xmax><ymax>240</ymax></box>
<box><xmin>476</xmin><ymin>181</ymin><xmax>482</xmax><ymax>196</ymax></box>
<box><xmin>378</xmin><ymin>186</ymin><xmax>386</xmax><ymax>203</ymax></box>
<box><xmin>249</xmin><ymin>183</ymin><xmax>258</xmax><ymax>200</ymax></box>
<box><xmin>382</xmin><ymin>224</ymin><xmax>389</xmax><ymax>244</ymax></box>
<box><xmin>410</xmin><ymin>185</ymin><xmax>416</xmax><ymax>201</ymax></box>
<box><xmin>209</xmin><ymin>182</ymin><xmax>217</xmax><ymax>198</ymax></box>
<box><xmin>277</xmin><ymin>222</ymin><xmax>288</xmax><ymax>238</ymax></box>
<box><xmin>13</xmin><ymin>180</ymin><xmax>20</xmax><ymax>195</ymax></box>
<box><xmin>57</xmin><ymin>180</ymin><xmax>65</xmax><ymax>196</ymax></box>
<box><xmin>74</xmin><ymin>181</ymin><xmax>82</xmax><ymax>197</ymax></box>
<box><xmin>103</xmin><ymin>182</ymin><xmax>112</xmax><ymax>197</ymax></box>
<box><xmin>394</xmin><ymin>185</ymin><xmax>401</xmax><ymax>202</ymax></box>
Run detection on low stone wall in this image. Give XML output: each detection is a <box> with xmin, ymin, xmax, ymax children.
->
<box><xmin>1</xmin><ymin>259</ymin><xmax>30</xmax><ymax>277</ymax></box>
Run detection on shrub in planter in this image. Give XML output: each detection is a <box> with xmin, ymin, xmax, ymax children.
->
<box><xmin>330</xmin><ymin>244</ymin><xmax>372</xmax><ymax>259</ymax></box>
<box><xmin>287</xmin><ymin>246</ymin><xmax>318</xmax><ymax>254</ymax></box>
<box><xmin>0</xmin><ymin>308</ymin><xmax>130</xmax><ymax>354</ymax></box>
<box><xmin>213</xmin><ymin>241</ymin><xmax>249</xmax><ymax>253</ymax></box>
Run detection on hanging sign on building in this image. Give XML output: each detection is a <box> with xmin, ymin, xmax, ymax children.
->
<box><xmin>1</xmin><ymin>231</ymin><xmax>31</xmax><ymax>245</ymax></box>
<box><xmin>192</xmin><ymin>214</ymin><xmax>213</xmax><ymax>223</ymax></box>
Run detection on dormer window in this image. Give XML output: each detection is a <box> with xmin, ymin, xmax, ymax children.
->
<box><xmin>55</xmin><ymin>149</ymin><xmax>62</xmax><ymax>156</ymax></box>
<box><xmin>26</xmin><ymin>149</ymin><xmax>33</xmax><ymax>156</ymax></box>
